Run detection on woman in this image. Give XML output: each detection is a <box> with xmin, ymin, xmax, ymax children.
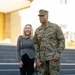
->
<box><xmin>17</xmin><ymin>24</ymin><xmax>35</xmax><ymax>75</ymax></box>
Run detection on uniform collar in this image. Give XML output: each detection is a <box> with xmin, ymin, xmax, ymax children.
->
<box><xmin>40</xmin><ymin>21</ymin><xmax>51</xmax><ymax>30</ymax></box>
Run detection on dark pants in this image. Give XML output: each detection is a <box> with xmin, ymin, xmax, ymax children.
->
<box><xmin>20</xmin><ymin>54</ymin><xmax>34</xmax><ymax>75</ymax></box>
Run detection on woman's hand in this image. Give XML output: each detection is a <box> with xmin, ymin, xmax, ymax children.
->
<box><xmin>34</xmin><ymin>63</ymin><xmax>37</xmax><ymax>68</ymax></box>
<box><xmin>19</xmin><ymin>61</ymin><xmax>23</xmax><ymax>68</ymax></box>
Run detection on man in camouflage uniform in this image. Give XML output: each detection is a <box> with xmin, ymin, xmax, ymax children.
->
<box><xmin>34</xmin><ymin>9</ymin><xmax>65</xmax><ymax>75</ymax></box>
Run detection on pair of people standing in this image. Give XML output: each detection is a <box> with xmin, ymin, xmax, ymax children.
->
<box><xmin>17</xmin><ymin>9</ymin><xmax>65</xmax><ymax>75</ymax></box>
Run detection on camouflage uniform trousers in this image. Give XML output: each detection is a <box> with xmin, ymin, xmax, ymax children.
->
<box><xmin>39</xmin><ymin>60</ymin><xmax>60</xmax><ymax>75</ymax></box>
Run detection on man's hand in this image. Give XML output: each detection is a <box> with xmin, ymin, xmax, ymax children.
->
<box><xmin>53</xmin><ymin>52</ymin><xmax>60</xmax><ymax>61</ymax></box>
<box><xmin>19</xmin><ymin>61</ymin><xmax>23</xmax><ymax>68</ymax></box>
<box><xmin>36</xmin><ymin>58</ymin><xmax>42</xmax><ymax>67</ymax></box>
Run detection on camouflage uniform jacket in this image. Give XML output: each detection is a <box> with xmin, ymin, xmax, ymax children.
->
<box><xmin>34</xmin><ymin>21</ymin><xmax>65</xmax><ymax>61</ymax></box>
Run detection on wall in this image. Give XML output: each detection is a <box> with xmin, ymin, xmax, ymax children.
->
<box><xmin>10</xmin><ymin>12</ymin><xmax>21</xmax><ymax>43</ymax></box>
<box><xmin>0</xmin><ymin>12</ymin><xmax>4</xmax><ymax>40</ymax></box>
<box><xmin>4</xmin><ymin>13</ymin><xmax>10</xmax><ymax>40</ymax></box>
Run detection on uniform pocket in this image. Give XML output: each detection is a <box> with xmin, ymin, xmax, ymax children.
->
<box><xmin>45</xmin><ymin>52</ymin><xmax>55</xmax><ymax>61</ymax></box>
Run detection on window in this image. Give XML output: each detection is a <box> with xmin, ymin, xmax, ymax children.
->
<box><xmin>60</xmin><ymin>0</ymin><xmax>67</xmax><ymax>4</ymax></box>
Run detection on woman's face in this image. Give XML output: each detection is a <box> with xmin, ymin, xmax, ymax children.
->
<box><xmin>24</xmin><ymin>25</ymin><xmax>31</xmax><ymax>36</ymax></box>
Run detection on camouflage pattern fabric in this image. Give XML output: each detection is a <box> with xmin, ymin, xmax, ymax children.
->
<box><xmin>34</xmin><ymin>21</ymin><xmax>65</xmax><ymax>61</ymax></box>
<box><xmin>34</xmin><ymin>21</ymin><xmax>65</xmax><ymax>75</ymax></box>
<box><xmin>39</xmin><ymin>60</ymin><xmax>60</xmax><ymax>75</ymax></box>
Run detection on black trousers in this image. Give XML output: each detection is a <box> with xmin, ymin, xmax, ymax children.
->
<box><xmin>20</xmin><ymin>54</ymin><xmax>34</xmax><ymax>75</ymax></box>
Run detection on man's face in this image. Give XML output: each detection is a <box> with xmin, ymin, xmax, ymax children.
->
<box><xmin>39</xmin><ymin>15</ymin><xmax>48</xmax><ymax>23</ymax></box>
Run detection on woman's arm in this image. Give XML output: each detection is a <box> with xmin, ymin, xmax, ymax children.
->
<box><xmin>17</xmin><ymin>35</ymin><xmax>22</xmax><ymax>62</ymax></box>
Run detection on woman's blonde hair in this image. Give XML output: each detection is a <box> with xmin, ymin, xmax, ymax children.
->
<box><xmin>22</xmin><ymin>24</ymin><xmax>33</xmax><ymax>39</ymax></box>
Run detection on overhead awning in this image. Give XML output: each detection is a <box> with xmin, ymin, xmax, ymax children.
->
<box><xmin>0</xmin><ymin>0</ymin><xmax>32</xmax><ymax>13</ymax></box>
